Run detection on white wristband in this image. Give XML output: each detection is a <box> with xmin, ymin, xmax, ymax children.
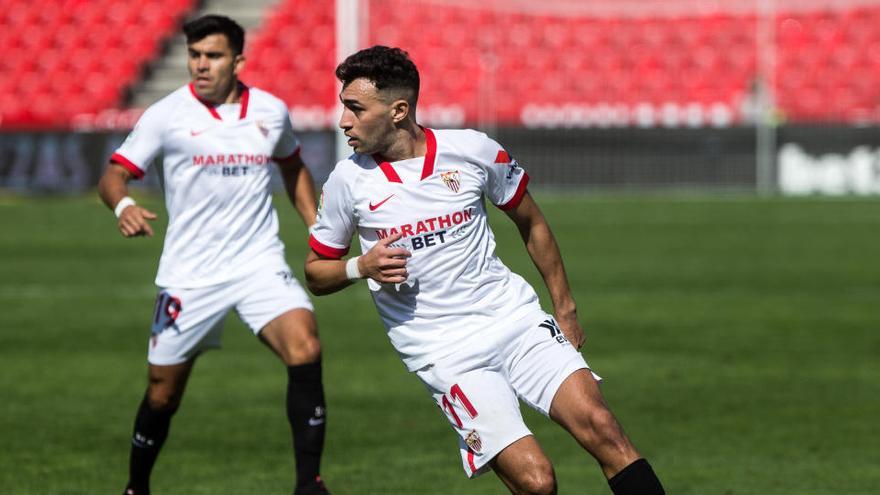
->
<box><xmin>345</xmin><ymin>256</ymin><xmax>362</xmax><ymax>280</ymax></box>
<box><xmin>114</xmin><ymin>196</ymin><xmax>136</xmax><ymax>218</ymax></box>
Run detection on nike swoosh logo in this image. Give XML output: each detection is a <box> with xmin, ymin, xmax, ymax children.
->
<box><xmin>308</xmin><ymin>417</ymin><xmax>325</xmax><ymax>426</ymax></box>
<box><xmin>369</xmin><ymin>194</ymin><xmax>395</xmax><ymax>211</ymax></box>
<box><xmin>190</xmin><ymin>128</ymin><xmax>209</xmax><ymax>136</ymax></box>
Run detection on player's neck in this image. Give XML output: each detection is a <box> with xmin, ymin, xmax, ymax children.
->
<box><xmin>199</xmin><ymin>80</ymin><xmax>242</xmax><ymax>106</ymax></box>
<box><xmin>380</xmin><ymin>124</ymin><xmax>425</xmax><ymax>162</ymax></box>
<box><xmin>218</xmin><ymin>80</ymin><xmax>242</xmax><ymax>105</ymax></box>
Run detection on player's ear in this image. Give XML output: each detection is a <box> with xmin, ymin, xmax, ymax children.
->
<box><xmin>233</xmin><ymin>53</ymin><xmax>246</xmax><ymax>75</ymax></box>
<box><xmin>390</xmin><ymin>99</ymin><xmax>410</xmax><ymax>124</ymax></box>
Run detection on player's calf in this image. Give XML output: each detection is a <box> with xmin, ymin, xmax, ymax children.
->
<box><xmin>124</xmin><ymin>394</ymin><xmax>179</xmax><ymax>495</ymax></box>
<box><xmin>287</xmin><ymin>360</ymin><xmax>327</xmax><ymax>491</ymax></box>
<box><xmin>576</xmin><ymin>406</ymin><xmax>640</xmax><ymax>473</ymax></box>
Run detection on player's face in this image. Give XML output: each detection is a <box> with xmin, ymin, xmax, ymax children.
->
<box><xmin>187</xmin><ymin>34</ymin><xmax>244</xmax><ymax>103</ymax></box>
<box><xmin>338</xmin><ymin>78</ymin><xmax>397</xmax><ymax>155</ymax></box>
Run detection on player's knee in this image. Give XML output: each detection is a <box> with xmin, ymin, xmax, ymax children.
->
<box><xmin>280</xmin><ymin>333</ymin><xmax>322</xmax><ymax>365</ymax></box>
<box><xmin>516</xmin><ymin>461</ymin><xmax>557</xmax><ymax>495</ymax></box>
<box><xmin>513</xmin><ymin>459</ymin><xmax>556</xmax><ymax>495</ymax></box>
<box><xmin>298</xmin><ymin>334</ymin><xmax>322</xmax><ymax>362</ymax></box>
<box><xmin>146</xmin><ymin>389</ymin><xmax>182</xmax><ymax>412</ymax></box>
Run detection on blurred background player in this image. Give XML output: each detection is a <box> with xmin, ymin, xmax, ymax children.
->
<box><xmin>97</xmin><ymin>15</ymin><xmax>329</xmax><ymax>495</ymax></box>
<box><xmin>305</xmin><ymin>46</ymin><xmax>664</xmax><ymax>495</ymax></box>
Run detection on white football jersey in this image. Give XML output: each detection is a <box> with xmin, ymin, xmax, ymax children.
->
<box><xmin>310</xmin><ymin>128</ymin><xmax>542</xmax><ymax>371</ymax></box>
<box><xmin>113</xmin><ymin>83</ymin><xmax>301</xmax><ymax>288</ymax></box>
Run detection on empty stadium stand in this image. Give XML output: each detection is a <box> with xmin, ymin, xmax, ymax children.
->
<box><xmin>2</xmin><ymin>0</ymin><xmax>879</xmax><ymax>128</ymax></box>
<box><xmin>0</xmin><ymin>0</ymin><xmax>195</xmax><ymax>128</ymax></box>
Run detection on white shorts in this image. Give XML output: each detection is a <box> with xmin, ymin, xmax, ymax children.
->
<box><xmin>147</xmin><ymin>256</ymin><xmax>313</xmax><ymax>365</ymax></box>
<box><xmin>414</xmin><ymin>310</ymin><xmax>598</xmax><ymax>478</ymax></box>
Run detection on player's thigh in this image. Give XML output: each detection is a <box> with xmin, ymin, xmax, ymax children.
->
<box><xmin>259</xmin><ymin>308</ymin><xmax>320</xmax><ymax>365</ymax></box>
<box><xmin>505</xmin><ymin>314</ymin><xmax>594</xmax><ymax>417</ymax></box>
<box><xmin>148</xmin><ymin>286</ymin><xmax>232</xmax><ymax>366</ymax></box>
<box><xmin>416</xmin><ymin>361</ymin><xmax>531</xmax><ymax>478</ymax></box>
<box><xmin>547</xmin><ymin>368</ymin><xmax>609</xmax><ymax>428</ymax></box>
<box><xmin>234</xmin><ymin>259</ymin><xmax>314</xmax><ymax>340</ymax></box>
<box><xmin>548</xmin><ymin>370</ymin><xmax>638</xmax><ymax>454</ymax></box>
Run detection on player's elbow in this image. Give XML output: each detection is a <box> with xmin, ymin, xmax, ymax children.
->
<box><xmin>305</xmin><ymin>279</ymin><xmax>327</xmax><ymax>296</ymax></box>
<box><xmin>304</xmin><ymin>265</ymin><xmax>333</xmax><ymax>296</ymax></box>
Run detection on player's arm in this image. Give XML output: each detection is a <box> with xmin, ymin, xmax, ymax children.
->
<box><xmin>97</xmin><ymin>163</ymin><xmax>158</xmax><ymax>238</ymax></box>
<box><xmin>505</xmin><ymin>191</ymin><xmax>584</xmax><ymax>348</ymax></box>
<box><xmin>276</xmin><ymin>152</ymin><xmax>318</xmax><ymax>226</ymax></box>
<box><xmin>304</xmin><ymin>232</ymin><xmax>411</xmax><ymax>296</ymax></box>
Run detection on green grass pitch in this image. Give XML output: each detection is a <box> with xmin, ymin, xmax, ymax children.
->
<box><xmin>1</xmin><ymin>193</ymin><xmax>878</xmax><ymax>494</ymax></box>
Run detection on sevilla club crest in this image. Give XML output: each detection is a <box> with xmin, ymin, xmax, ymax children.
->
<box><xmin>441</xmin><ymin>170</ymin><xmax>461</xmax><ymax>193</ymax></box>
<box><xmin>464</xmin><ymin>429</ymin><xmax>483</xmax><ymax>453</ymax></box>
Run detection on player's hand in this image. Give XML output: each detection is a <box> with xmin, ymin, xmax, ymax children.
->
<box><xmin>118</xmin><ymin>205</ymin><xmax>158</xmax><ymax>238</ymax></box>
<box><xmin>556</xmin><ymin>310</ymin><xmax>585</xmax><ymax>349</ymax></box>
<box><xmin>360</xmin><ymin>232</ymin><xmax>412</xmax><ymax>283</ymax></box>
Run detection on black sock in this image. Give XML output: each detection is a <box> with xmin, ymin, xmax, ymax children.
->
<box><xmin>287</xmin><ymin>361</ymin><xmax>326</xmax><ymax>487</ymax></box>
<box><xmin>126</xmin><ymin>395</ymin><xmax>177</xmax><ymax>493</ymax></box>
<box><xmin>608</xmin><ymin>458</ymin><xmax>665</xmax><ymax>495</ymax></box>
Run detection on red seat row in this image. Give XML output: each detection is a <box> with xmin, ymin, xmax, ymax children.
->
<box><xmin>3</xmin><ymin>0</ymin><xmax>880</xmax><ymax>128</ymax></box>
<box><xmin>0</xmin><ymin>0</ymin><xmax>195</xmax><ymax>127</ymax></box>
<box><xmin>244</xmin><ymin>0</ymin><xmax>880</xmax><ymax>125</ymax></box>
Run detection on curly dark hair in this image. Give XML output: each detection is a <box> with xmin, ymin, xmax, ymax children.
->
<box><xmin>335</xmin><ymin>46</ymin><xmax>420</xmax><ymax>103</ymax></box>
<box><xmin>183</xmin><ymin>15</ymin><xmax>245</xmax><ymax>55</ymax></box>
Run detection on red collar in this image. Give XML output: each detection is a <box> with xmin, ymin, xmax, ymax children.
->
<box><xmin>188</xmin><ymin>81</ymin><xmax>250</xmax><ymax>121</ymax></box>
<box><xmin>372</xmin><ymin>127</ymin><xmax>437</xmax><ymax>183</ymax></box>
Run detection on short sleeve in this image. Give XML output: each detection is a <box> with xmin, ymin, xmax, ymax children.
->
<box><xmin>111</xmin><ymin>106</ymin><xmax>165</xmax><ymax>180</ymax></box>
<box><xmin>272</xmin><ymin>109</ymin><xmax>301</xmax><ymax>160</ymax></box>
<box><xmin>308</xmin><ymin>164</ymin><xmax>356</xmax><ymax>259</ymax></box>
<box><xmin>478</xmin><ymin>134</ymin><xmax>530</xmax><ymax>211</ymax></box>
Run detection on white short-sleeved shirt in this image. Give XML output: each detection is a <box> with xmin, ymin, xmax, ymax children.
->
<box><xmin>309</xmin><ymin>128</ymin><xmax>542</xmax><ymax>371</ymax></box>
<box><xmin>112</xmin><ymin>83</ymin><xmax>301</xmax><ymax>288</ymax></box>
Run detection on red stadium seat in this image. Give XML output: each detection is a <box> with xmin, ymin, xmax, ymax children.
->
<box><xmin>3</xmin><ymin>0</ymin><xmax>880</xmax><ymax>127</ymax></box>
<box><xmin>0</xmin><ymin>0</ymin><xmax>195</xmax><ymax>127</ymax></box>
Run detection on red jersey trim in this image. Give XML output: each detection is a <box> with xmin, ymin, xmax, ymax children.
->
<box><xmin>420</xmin><ymin>127</ymin><xmax>437</xmax><ymax>180</ymax></box>
<box><xmin>373</xmin><ymin>154</ymin><xmax>404</xmax><ymax>183</ymax></box>
<box><xmin>495</xmin><ymin>150</ymin><xmax>511</xmax><ymax>163</ymax></box>
<box><xmin>239</xmin><ymin>83</ymin><xmax>250</xmax><ymax>119</ymax></box>
<box><xmin>371</xmin><ymin>127</ymin><xmax>436</xmax><ymax>183</ymax></box>
<box><xmin>273</xmin><ymin>145</ymin><xmax>302</xmax><ymax>162</ymax></box>
<box><xmin>309</xmin><ymin>234</ymin><xmax>350</xmax><ymax>259</ymax></box>
<box><xmin>497</xmin><ymin>172</ymin><xmax>530</xmax><ymax>211</ymax></box>
<box><xmin>110</xmin><ymin>152</ymin><xmax>145</xmax><ymax>179</ymax></box>
<box><xmin>467</xmin><ymin>449</ymin><xmax>477</xmax><ymax>474</ymax></box>
<box><xmin>189</xmin><ymin>83</ymin><xmax>222</xmax><ymax>120</ymax></box>
<box><xmin>188</xmin><ymin>82</ymin><xmax>250</xmax><ymax>121</ymax></box>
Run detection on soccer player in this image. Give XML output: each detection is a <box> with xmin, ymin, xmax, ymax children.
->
<box><xmin>97</xmin><ymin>15</ymin><xmax>329</xmax><ymax>495</ymax></box>
<box><xmin>305</xmin><ymin>46</ymin><xmax>665</xmax><ymax>494</ymax></box>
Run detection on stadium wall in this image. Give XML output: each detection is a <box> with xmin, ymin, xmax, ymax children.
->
<box><xmin>2</xmin><ymin>127</ymin><xmax>879</xmax><ymax>194</ymax></box>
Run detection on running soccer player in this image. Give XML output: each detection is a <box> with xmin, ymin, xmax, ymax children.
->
<box><xmin>305</xmin><ymin>46</ymin><xmax>664</xmax><ymax>494</ymax></box>
<box><xmin>97</xmin><ymin>15</ymin><xmax>329</xmax><ymax>495</ymax></box>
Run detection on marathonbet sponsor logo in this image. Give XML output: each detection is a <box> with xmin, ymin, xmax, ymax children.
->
<box><xmin>192</xmin><ymin>154</ymin><xmax>272</xmax><ymax>166</ymax></box>
<box><xmin>375</xmin><ymin>207</ymin><xmax>474</xmax><ymax>240</ymax></box>
<box><xmin>375</xmin><ymin>207</ymin><xmax>475</xmax><ymax>251</ymax></box>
